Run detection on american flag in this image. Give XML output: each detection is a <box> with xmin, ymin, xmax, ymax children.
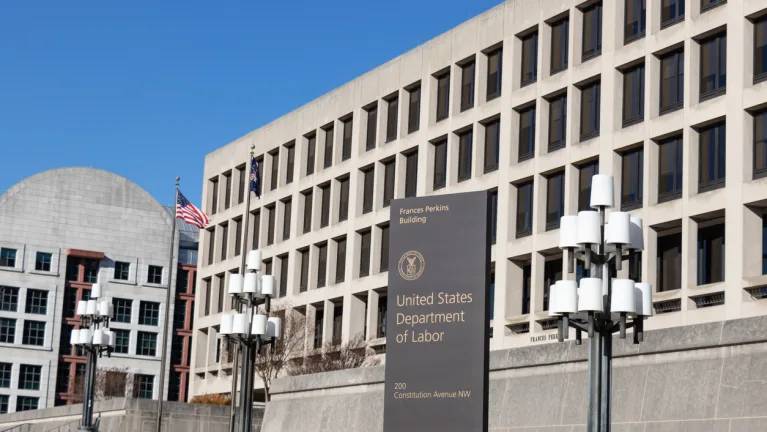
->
<box><xmin>249</xmin><ymin>155</ymin><xmax>261</xmax><ymax>198</ymax></box>
<box><xmin>176</xmin><ymin>191</ymin><xmax>209</xmax><ymax>228</ymax></box>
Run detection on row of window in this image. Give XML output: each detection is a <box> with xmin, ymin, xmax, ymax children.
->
<box><xmin>0</xmin><ymin>395</ymin><xmax>38</xmax><ymax>413</ymax></box>
<box><xmin>0</xmin><ymin>249</ymin><xmax>53</xmax><ymax>272</ymax></box>
<box><xmin>111</xmin><ymin>298</ymin><xmax>161</xmax><ymax>326</ymax></box>
<box><xmin>0</xmin><ymin>318</ymin><xmax>45</xmax><ymax>346</ymax></box>
<box><xmin>110</xmin><ymin>329</ymin><xmax>158</xmax><ymax>357</ymax></box>
<box><xmin>0</xmin><ymin>286</ymin><xmax>48</xmax><ymax>314</ymax></box>
<box><xmin>0</xmin><ymin>363</ymin><xmax>41</xmax><ymax>390</ymax></box>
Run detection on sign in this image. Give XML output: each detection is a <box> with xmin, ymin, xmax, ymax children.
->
<box><xmin>383</xmin><ymin>191</ymin><xmax>490</xmax><ymax>432</ymax></box>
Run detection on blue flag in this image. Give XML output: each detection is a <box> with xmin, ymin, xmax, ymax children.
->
<box><xmin>249</xmin><ymin>156</ymin><xmax>261</xmax><ymax>198</ymax></box>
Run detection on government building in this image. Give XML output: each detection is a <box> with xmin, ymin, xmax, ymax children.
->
<box><xmin>190</xmin><ymin>0</ymin><xmax>767</xmax><ymax>400</ymax></box>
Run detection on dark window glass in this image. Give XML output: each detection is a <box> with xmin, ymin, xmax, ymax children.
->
<box><xmin>701</xmin><ymin>0</ymin><xmax>725</xmax><ymax>12</ymax></box>
<box><xmin>279</xmin><ymin>255</ymin><xmax>288</xmax><ymax>297</ymax></box>
<box><xmin>487</xmin><ymin>48</ymin><xmax>502</xmax><ymax>100</ymax></box>
<box><xmin>698</xmin><ymin>122</ymin><xmax>726</xmax><ymax>191</ymax></box>
<box><xmin>621</xmin><ymin>147</ymin><xmax>644</xmax><ymax>210</ymax></box>
<box><xmin>342</xmin><ymin>118</ymin><xmax>353</xmax><ymax>161</ymax></box>
<box><xmin>313</xmin><ymin>309</ymin><xmax>324</xmax><ymax>349</ymax></box>
<box><xmin>209</xmin><ymin>178</ymin><xmax>218</xmax><ymax>215</ymax></box>
<box><xmin>521</xmin><ymin>32</ymin><xmax>538</xmax><ymax>86</ymax></box>
<box><xmin>237</xmin><ymin>165</ymin><xmax>246</xmax><ymax>203</ymax></box>
<box><xmin>697</xmin><ymin>223</ymin><xmax>725</xmax><ymax>285</ymax></box>
<box><xmin>755</xmin><ymin>18</ymin><xmax>767</xmax><ymax>82</ymax></box>
<box><xmin>0</xmin><ymin>395</ymin><xmax>8</xmax><ymax>414</ymax></box>
<box><xmin>320</xmin><ymin>184</ymin><xmax>330</xmax><ymax>228</ymax></box>
<box><xmin>660</xmin><ymin>50</ymin><xmax>684</xmax><ymax>113</ymax></box>
<box><xmin>317</xmin><ymin>243</ymin><xmax>327</xmax><ymax>288</ymax></box>
<box><xmin>223</xmin><ymin>171</ymin><xmax>232</xmax><ymax>209</ymax></box>
<box><xmin>220</xmin><ymin>223</ymin><xmax>229</xmax><ymax>260</ymax></box>
<box><xmin>578</xmin><ymin>161</ymin><xmax>599</xmax><ymax>211</ymax></box>
<box><xmin>114</xmin><ymin>261</ymin><xmax>130</xmax><ymax>280</ymax></box>
<box><xmin>0</xmin><ymin>286</ymin><xmax>18</xmax><ymax>312</ymax></box>
<box><xmin>137</xmin><ymin>332</ymin><xmax>157</xmax><ymax>356</ymax></box>
<box><xmin>543</xmin><ymin>258</ymin><xmax>563</xmax><ymax>311</ymax></box>
<box><xmin>546</xmin><ymin>171</ymin><xmax>565</xmax><ymax>230</ymax></box>
<box><xmin>269</xmin><ymin>151</ymin><xmax>279</xmax><ymax>190</ymax></box>
<box><xmin>282</xmin><ymin>200</ymin><xmax>291</xmax><ymax>241</ymax></box>
<box><xmin>436</xmin><ymin>72</ymin><xmax>450</xmax><ymax>121</ymax></box>
<box><xmin>299</xmin><ymin>249</ymin><xmax>309</xmax><ymax>293</ymax></box>
<box><xmin>34</xmin><ymin>252</ymin><xmax>52</xmax><ymax>272</ymax></box>
<box><xmin>661</xmin><ymin>0</ymin><xmax>685</xmax><ymax>27</ymax></box>
<box><xmin>484</xmin><ymin>120</ymin><xmax>500</xmax><ymax>173</ymax></box>
<box><xmin>383</xmin><ymin>160</ymin><xmax>395</xmax><ymax>207</ymax></box>
<box><xmin>582</xmin><ymin>2</ymin><xmax>602</xmax><ymax>60</ymax></box>
<box><xmin>251</xmin><ymin>210</ymin><xmax>260</xmax><ymax>250</ymax></box>
<box><xmin>233</xmin><ymin>218</ymin><xmax>242</xmax><ymax>255</ymax></box>
<box><xmin>336</xmin><ymin>237</ymin><xmax>347</xmax><ymax>284</ymax></box>
<box><xmin>458</xmin><ymin>129</ymin><xmax>473</xmax><ymax>182</ymax></box>
<box><xmin>521</xmin><ymin>262</ymin><xmax>532</xmax><ymax>314</ymax></box>
<box><xmin>373</xmin><ymin>293</ymin><xmax>387</xmax><ymax>338</ymax></box>
<box><xmin>22</xmin><ymin>320</ymin><xmax>45</xmax><ymax>346</ymax></box>
<box><xmin>139</xmin><ymin>301</ymin><xmax>160</xmax><ymax>326</ymax></box>
<box><xmin>359</xmin><ymin>230</ymin><xmax>371</xmax><ymax>277</ymax></box>
<box><xmin>19</xmin><ymin>365</ymin><xmax>41</xmax><ymax>390</ymax></box>
<box><xmin>16</xmin><ymin>396</ymin><xmax>38</xmax><ymax>412</ymax></box>
<box><xmin>488</xmin><ymin>191</ymin><xmax>498</xmax><ymax>245</ymax></box>
<box><xmin>0</xmin><ymin>249</ymin><xmax>16</xmax><ymax>268</ymax></box>
<box><xmin>338</xmin><ymin>177</ymin><xmax>350</xmax><ymax>222</ymax></box>
<box><xmin>386</xmin><ymin>96</ymin><xmax>398</xmax><ymax>142</ymax></box>
<box><xmin>460</xmin><ymin>60</ymin><xmax>475</xmax><ymax>111</ymax></box>
<box><xmin>623</xmin><ymin>63</ymin><xmax>645</xmax><ymax>126</ymax></box>
<box><xmin>548</xmin><ymin>93</ymin><xmax>567</xmax><ymax>151</ymax></box>
<box><xmin>516</xmin><ymin>181</ymin><xmax>534</xmax><ymax>238</ymax></box>
<box><xmin>0</xmin><ymin>318</ymin><xmax>15</xmax><ymax>343</ymax></box>
<box><xmin>0</xmin><ymin>363</ymin><xmax>10</xmax><ymax>388</ymax></box>
<box><xmin>25</xmin><ymin>289</ymin><xmax>47</xmax><ymax>315</ymax></box>
<box><xmin>380</xmin><ymin>225</ymin><xmax>390</xmax><ymax>272</ymax></box>
<box><xmin>550</xmin><ymin>18</ymin><xmax>569</xmax><ymax>74</ymax></box>
<box><xmin>763</xmin><ymin>215</ymin><xmax>767</xmax><ymax>274</ymax></box>
<box><xmin>657</xmin><ymin>231</ymin><xmax>682</xmax><ymax>291</ymax></box>
<box><xmin>306</xmin><ymin>135</ymin><xmax>316</xmax><ymax>176</ymax></box>
<box><xmin>113</xmin><ymin>298</ymin><xmax>132</xmax><ymax>323</ymax></box>
<box><xmin>518</xmin><ymin>105</ymin><xmax>536</xmax><ymax>161</ymax></box>
<box><xmin>302</xmin><ymin>190</ymin><xmax>313</xmax><ymax>234</ymax></box>
<box><xmin>206</xmin><ymin>228</ymin><xmax>215</xmax><ymax>265</ymax></box>
<box><xmin>580</xmin><ymin>81</ymin><xmax>600</xmax><ymax>140</ymax></box>
<box><xmin>408</xmin><ymin>86</ymin><xmax>421</xmax><ymax>133</ymax></box>
<box><xmin>266</xmin><ymin>205</ymin><xmax>275</xmax><ymax>245</ymax></box>
<box><xmin>755</xmin><ymin>110</ymin><xmax>767</xmax><ymax>177</ymax></box>
<box><xmin>658</xmin><ymin>136</ymin><xmax>683</xmax><ymax>201</ymax></box>
<box><xmin>332</xmin><ymin>305</ymin><xmax>343</xmax><ymax>346</ymax></box>
<box><xmin>134</xmin><ymin>374</ymin><xmax>154</xmax><ymax>399</ymax></box>
<box><xmin>625</xmin><ymin>0</ymin><xmax>646</xmax><ymax>43</ymax></box>
<box><xmin>700</xmin><ymin>33</ymin><xmax>727</xmax><ymax>99</ymax></box>
<box><xmin>362</xmin><ymin>167</ymin><xmax>374</xmax><ymax>214</ymax></box>
<box><xmin>366</xmin><ymin>105</ymin><xmax>377</xmax><ymax>151</ymax></box>
<box><xmin>323</xmin><ymin>126</ymin><xmax>334</xmax><ymax>168</ymax></box>
<box><xmin>405</xmin><ymin>151</ymin><xmax>418</xmax><ymax>198</ymax></box>
<box><xmin>433</xmin><ymin>139</ymin><xmax>448</xmax><ymax>190</ymax></box>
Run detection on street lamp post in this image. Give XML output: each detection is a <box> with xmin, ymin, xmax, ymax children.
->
<box><xmin>549</xmin><ymin>174</ymin><xmax>652</xmax><ymax>432</ymax></box>
<box><xmin>70</xmin><ymin>281</ymin><xmax>115</xmax><ymax>432</ymax></box>
<box><xmin>220</xmin><ymin>250</ymin><xmax>282</xmax><ymax>432</ymax></box>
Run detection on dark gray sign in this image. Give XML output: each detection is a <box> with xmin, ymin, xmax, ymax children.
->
<box><xmin>383</xmin><ymin>191</ymin><xmax>490</xmax><ymax>432</ymax></box>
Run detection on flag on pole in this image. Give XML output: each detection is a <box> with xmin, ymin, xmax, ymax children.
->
<box><xmin>176</xmin><ymin>191</ymin><xmax>209</xmax><ymax>228</ymax></box>
<box><xmin>249</xmin><ymin>155</ymin><xmax>261</xmax><ymax>198</ymax></box>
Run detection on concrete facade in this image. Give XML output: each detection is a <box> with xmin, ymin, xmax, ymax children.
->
<box><xmin>191</xmin><ymin>0</ymin><xmax>767</xmax><ymax>399</ymax></box>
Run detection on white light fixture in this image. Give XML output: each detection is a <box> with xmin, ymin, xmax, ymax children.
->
<box><xmin>246</xmin><ymin>250</ymin><xmax>262</xmax><ymax>271</ymax></box>
<box><xmin>634</xmin><ymin>282</ymin><xmax>653</xmax><ymax>317</ymax></box>
<box><xmin>610</xmin><ymin>279</ymin><xmax>636</xmax><ymax>314</ymax></box>
<box><xmin>251</xmin><ymin>314</ymin><xmax>268</xmax><ymax>336</ymax></box>
<box><xmin>243</xmin><ymin>272</ymin><xmax>258</xmax><ymax>294</ymax></box>
<box><xmin>629</xmin><ymin>216</ymin><xmax>644</xmax><ymax>251</ymax></box>
<box><xmin>260</xmin><ymin>275</ymin><xmax>274</xmax><ymax>297</ymax></box>
<box><xmin>220</xmin><ymin>312</ymin><xmax>234</xmax><ymax>335</ymax></box>
<box><xmin>78</xmin><ymin>329</ymin><xmax>92</xmax><ymax>345</ymax></box>
<box><xmin>550</xmin><ymin>280</ymin><xmax>578</xmax><ymax>316</ymax></box>
<box><xmin>85</xmin><ymin>300</ymin><xmax>97</xmax><ymax>316</ymax></box>
<box><xmin>97</xmin><ymin>300</ymin><xmax>110</xmax><ymax>317</ymax></box>
<box><xmin>267</xmin><ymin>317</ymin><xmax>282</xmax><ymax>339</ymax></box>
<box><xmin>107</xmin><ymin>330</ymin><xmax>115</xmax><ymax>348</ymax></box>
<box><xmin>576</xmin><ymin>211</ymin><xmax>601</xmax><ymax>245</ymax></box>
<box><xmin>91</xmin><ymin>283</ymin><xmax>101</xmax><ymax>299</ymax></box>
<box><xmin>228</xmin><ymin>273</ymin><xmax>244</xmax><ymax>295</ymax></box>
<box><xmin>559</xmin><ymin>215</ymin><xmax>579</xmax><ymax>248</ymax></box>
<box><xmin>605</xmin><ymin>212</ymin><xmax>630</xmax><ymax>245</ymax></box>
<box><xmin>577</xmin><ymin>278</ymin><xmax>604</xmax><ymax>312</ymax></box>
<box><xmin>232</xmin><ymin>313</ymin><xmax>249</xmax><ymax>335</ymax></box>
<box><xmin>589</xmin><ymin>174</ymin><xmax>614</xmax><ymax>208</ymax></box>
<box><xmin>93</xmin><ymin>329</ymin><xmax>104</xmax><ymax>346</ymax></box>
<box><xmin>70</xmin><ymin>329</ymin><xmax>80</xmax><ymax>346</ymax></box>
<box><xmin>76</xmin><ymin>300</ymin><xmax>88</xmax><ymax>317</ymax></box>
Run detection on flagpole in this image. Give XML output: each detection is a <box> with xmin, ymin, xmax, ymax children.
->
<box><xmin>230</xmin><ymin>144</ymin><xmax>256</xmax><ymax>432</ymax></box>
<box><xmin>156</xmin><ymin>177</ymin><xmax>180</xmax><ymax>432</ymax></box>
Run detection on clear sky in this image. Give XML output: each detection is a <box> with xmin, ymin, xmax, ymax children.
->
<box><xmin>0</xmin><ymin>0</ymin><xmax>502</xmax><ymax>206</ymax></box>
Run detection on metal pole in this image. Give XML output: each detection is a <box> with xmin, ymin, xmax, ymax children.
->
<box><xmin>239</xmin><ymin>341</ymin><xmax>253</xmax><ymax>432</ymax></box>
<box><xmin>80</xmin><ymin>347</ymin><xmax>96</xmax><ymax>431</ymax></box>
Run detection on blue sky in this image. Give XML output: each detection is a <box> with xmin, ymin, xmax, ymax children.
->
<box><xmin>0</xmin><ymin>0</ymin><xmax>502</xmax><ymax>206</ymax></box>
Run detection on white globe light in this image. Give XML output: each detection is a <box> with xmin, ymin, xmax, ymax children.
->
<box><xmin>85</xmin><ymin>300</ymin><xmax>97</xmax><ymax>316</ymax></box>
<box><xmin>549</xmin><ymin>280</ymin><xmax>578</xmax><ymax>316</ymax></box>
<box><xmin>220</xmin><ymin>312</ymin><xmax>234</xmax><ymax>335</ymax></box>
<box><xmin>246</xmin><ymin>250</ymin><xmax>262</xmax><ymax>271</ymax></box>
<box><xmin>590</xmin><ymin>174</ymin><xmax>614</xmax><ymax>208</ymax></box>
<box><xmin>251</xmin><ymin>314</ymin><xmax>268</xmax><ymax>336</ymax></box>
<box><xmin>70</xmin><ymin>329</ymin><xmax>80</xmax><ymax>346</ymax></box>
<box><xmin>243</xmin><ymin>273</ymin><xmax>258</xmax><ymax>294</ymax></box>
<box><xmin>559</xmin><ymin>215</ymin><xmax>579</xmax><ymax>249</ymax></box>
<box><xmin>578</xmin><ymin>278</ymin><xmax>604</xmax><ymax>312</ymax></box>
<box><xmin>605</xmin><ymin>212</ymin><xmax>631</xmax><ymax>245</ymax></box>
<box><xmin>260</xmin><ymin>275</ymin><xmax>275</xmax><ymax>297</ymax></box>
<box><xmin>228</xmin><ymin>274</ymin><xmax>243</xmax><ymax>295</ymax></box>
<box><xmin>610</xmin><ymin>279</ymin><xmax>636</xmax><ymax>314</ymax></box>
<box><xmin>76</xmin><ymin>300</ymin><xmax>88</xmax><ymax>317</ymax></box>
<box><xmin>576</xmin><ymin>211</ymin><xmax>601</xmax><ymax>245</ymax></box>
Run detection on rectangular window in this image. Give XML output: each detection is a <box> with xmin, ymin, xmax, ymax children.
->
<box><xmin>279</xmin><ymin>255</ymin><xmax>289</xmax><ymax>297</ymax></box>
<box><xmin>323</xmin><ymin>125</ymin><xmax>334</xmax><ymax>168</ymax></box>
<box><xmin>113</xmin><ymin>329</ymin><xmax>130</xmax><ymax>354</ymax></box>
<box><xmin>548</xmin><ymin>93</ymin><xmax>567</xmax><ymax>151</ymax></box>
<box><xmin>0</xmin><ymin>395</ymin><xmax>8</xmax><ymax>414</ymax></box>
<box><xmin>488</xmin><ymin>191</ymin><xmax>498</xmax><ymax>245</ymax></box>
<box><xmin>546</xmin><ymin>171</ymin><xmax>565</xmax><ymax>230</ymax></box>
<box><xmin>0</xmin><ymin>318</ymin><xmax>15</xmax><ymax>343</ymax></box>
<box><xmin>543</xmin><ymin>258</ymin><xmax>563</xmax><ymax>311</ymax></box>
<box><xmin>377</xmin><ymin>294</ymin><xmax>387</xmax><ymax>338</ymax></box>
<box><xmin>763</xmin><ymin>215</ymin><xmax>767</xmax><ymax>275</ymax></box>
<box><xmin>209</xmin><ymin>178</ymin><xmax>218</xmax><ymax>215</ymax></box>
<box><xmin>698</xmin><ymin>222</ymin><xmax>725</xmax><ymax>285</ymax></box>
<box><xmin>625</xmin><ymin>0</ymin><xmax>646</xmax><ymax>43</ymax></box>
<box><xmin>313</xmin><ymin>308</ymin><xmax>324</xmax><ymax>349</ymax></box>
<box><xmin>518</xmin><ymin>104</ymin><xmax>536</xmax><ymax>161</ymax></box>
<box><xmin>338</xmin><ymin>177</ymin><xmax>350</xmax><ymax>222</ymax></box>
<box><xmin>755</xmin><ymin>110</ymin><xmax>767</xmax><ymax>178</ymax></box>
<box><xmin>234</xmin><ymin>217</ymin><xmax>243</xmax><ymax>255</ymax></box>
<box><xmin>359</xmin><ymin>230</ymin><xmax>371</xmax><ymax>277</ymax></box>
<box><xmin>621</xmin><ymin>147</ymin><xmax>644</xmax><ymax>210</ymax></box>
<box><xmin>251</xmin><ymin>210</ymin><xmax>261</xmax><ymax>250</ymax></box>
<box><xmin>134</xmin><ymin>374</ymin><xmax>154</xmax><ymax>399</ymax></box>
<box><xmin>407</xmin><ymin>85</ymin><xmax>421</xmax><ymax>133</ymax></box>
<box><xmin>660</xmin><ymin>50</ymin><xmax>684</xmax><ymax>113</ymax></box>
<box><xmin>19</xmin><ymin>365</ymin><xmax>41</xmax><ymax>390</ymax></box>
<box><xmin>550</xmin><ymin>17</ymin><xmax>569</xmax><ymax>75</ymax></box>
<box><xmin>319</xmin><ymin>184</ymin><xmax>331</xmax><ymax>228</ymax></box>
<box><xmin>433</xmin><ymin>139</ymin><xmax>447</xmax><ymax>190</ymax></box>
<box><xmin>436</xmin><ymin>71</ymin><xmax>450</xmax><ymax>121</ymax></box>
<box><xmin>114</xmin><ymin>261</ymin><xmax>130</xmax><ymax>281</ymax></box>
<box><xmin>335</xmin><ymin>237</ymin><xmax>347</xmax><ymax>284</ymax></box>
<box><xmin>22</xmin><ymin>320</ymin><xmax>45</xmax><ymax>346</ymax></box>
<box><xmin>658</xmin><ymin>135</ymin><xmax>683</xmax><ymax>202</ymax></box>
<box><xmin>458</xmin><ymin>129</ymin><xmax>473</xmax><ymax>182</ymax></box>
<box><xmin>622</xmin><ymin>63</ymin><xmax>645</xmax><ymax>126</ymax></box>
<box><xmin>302</xmin><ymin>190</ymin><xmax>313</xmax><ymax>234</ymax></box>
<box><xmin>516</xmin><ymin>180</ymin><xmax>534</xmax><ymax>238</ymax></box>
<box><xmin>362</xmin><ymin>167</ymin><xmax>374</xmax><ymax>214</ymax></box>
<box><xmin>299</xmin><ymin>249</ymin><xmax>309</xmax><ymax>292</ymax></box>
<box><xmin>578</xmin><ymin>161</ymin><xmax>599</xmax><ymax>211</ymax></box>
<box><xmin>701</xmin><ymin>0</ymin><xmax>725</xmax><ymax>12</ymax></box>
<box><xmin>341</xmin><ymin>117</ymin><xmax>353</xmax><ymax>161</ymax></box>
<box><xmin>0</xmin><ymin>363</ymin><xmax>10</xmax><ymax>388</ymax></box>
<box><xmin>220</xmin><ymin>222</ymin><xmax>229</xmax><ymax>261</ymax></box>
<box><xmin>0</xmin><ymin>248</ymin><xmax>16</xmax><ymax>268</ymax></box>
<box><xmin>386</xmin><ymin>95</ymin><xmax>398</xmax><ymax>142</ymax></box>
<box><xmin>521</xmin><ymin>262</ymin><xmax>532</xmax><ymax>314</ymax></box>
<box><xmin>383</xmin><ymin>160</ymin><xmax>395</xmax><ymax>207</ymax></box>
<box><xmin>266</xmin><ymin>204</ymin><xmax>275</xmax><ymax>245</ymax></box>
<box><xmin>223</xmin><ymin>171</ymin><xmax>232</xmax><ymax>209</ymax></box>
<box><xmin>484</xmin><ymin>119</ymin><xmax>500</xmax><ymax>173</ymax></box>
<box><xmin>25</xmin><ymin>289</ymin><xmax>47</xmax><ymax>315</ymax></box>
<box><xmin>579</xmin><ymin>80</ymin><xmax>600</xmax><ymax>141</ymax></box>
<box><xmin>486</xmin><ymin>48</ymin><xmax>502</xmax><ymax>100</ymax></box>
<box><xmin>316</xmin><ymin>243</ymin><xmax>328</xmax><ymax>289</ymax></box>
<box><xmin>755</xmin><ymin>18</ymin><xmax>767</xmax><ymax>82</ymax></box>
<box><xmin>306</xmin><ymin>134</ymin><xmax>316</xmax><ymax>176</ymax></box>
<box><xmin>657</xmin><ymin>231</ymin><xmax>682</xmax><ymax>292</ymax></box>
<box><xmin>206</xmin><ymin>228</ymin><xmax>215</xmax><ymax>266</ymax></box>
<box><xmin>137</xmin><ymin>332</ymin><xmax>157</xmax><ymax>356</ymax></box>
<box><xmin>139</xmin><ymin>301</ymin><xmax>160</xmax><ymax>326</ymax></box>
<box><xmin>16</xmin><ymin>396</ymin><xmax>38</xmax><ymax>412</ymax></box>
<box><xmin>581</xmin><ymin>2</ymin><xmax>602</xmax><ymax>60</ymax></box>
<box><xmin>520</xmin><ymin>31</ymin><xmax>538</xmax><ymax>86</ymax></box>
<box><xmin>700</xmin><ymin>32</ymin><xmax>727</xmax><ymax>100</ymax></box>
<box><xmin>332</xmin><ymin>304</ymin><xmax>343</xmax><ymax>346</ymax></box>
<box><xmin>379</xmin><ymin>224</ymin><xmax>390</xmax><ymax>272</ymax></box>
<box><xmin>460</xmin><ymin>60</ymin><xmax>475</xmax><ymax>111</ymax></box>
<box><xmin>366</xmin><ymin>104</ymin><xmax>377</xmax><ymax>151</ymax></box>
<box><xmin>148</xmin><ymin>265</ymin><xmax>163</xmax><ymax>285</ymax></box>
<box><xmin>269</xmin><ymin>150</ymin><xmax>279</xmax><ymax>190</ymax></box>
<box><xmin>34</xmin><ymin>252</ymin><xmax>52</xmax><ymax>272</ymax></box>
<box><xmin>661</xmin><ymin>0</ymin><xmax>684</xmax><ymax>27</ymax></box>
<box><xmin>0</xmin><ymin>286</ymin><xmax>18</xmax><ymax>312</ymax></box>
<box><xmin>698</xmin><ymin>121</ymin><xmax>726</xmax><ymax>191</ymax></box>
<box><xmin>404</xmin><ymin>150</ymin><xmax>418</xmax><ymax>198</ymax></box>
<box><xmin>113</xmin><ymin>298</ymin><xmax>132</xmax><ymax>323</ymax></box>
<box><xmin>237</xmin><ymin>164</ymin><xmax>246</xmax><ymax>203</ymax></box>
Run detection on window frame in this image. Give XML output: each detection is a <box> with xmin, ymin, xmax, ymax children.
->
<box><xmin>580</xmin><ymin>1</ymin><xmax>603</xmax><ymax>62</ymax></box>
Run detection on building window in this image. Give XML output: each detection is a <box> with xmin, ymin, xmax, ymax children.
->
<box><xmin>488</xmin><ymin>191</ymin><xmax>498</xmax><ymax>245</ymax></box>
<box><xmin>0</xmin><ymin>363</ymin><xmax>10</xmax><ymax>388</ymax></box>
<box><xmin>379</xmin><ymin>224</ymin><xmax>390</xmax><ymax>272</ymax></box>
<box><xmin>657</xmin><ymin>231</ymin><xmax>682</xmax><ymax>292</ymax></box>
<box><xmin>139</xmin><ymin>301</ymin><xmax>160</xmax><ymax>326</ymax></box>
<box><xmin>661</xmin><ymin>0</ymin><xmax>684</xmax><ymax>27</ymax></box>
<box><xmin>306</xmin><ymin>133</ymin><xmax>316</xmax><ymax>176</ymax></box>
<box><xmin>341</xmin><ymin>117</ymin><xmax>353</xmax><ymax>161</ymax></box>
<box><xmin>550</xmin><ymin>17</ymin><xmax>569</xmax><ymax>75</ymax></box>
<box><xmin>266</xmin><ymin>151</ymin><xmax>278</xmax><ymax>191</ymax></box>
<box><xmin>233</xmin><ymin>217</ymin><xmax>243</xmax><ymax>255</ymax></box>
<box><xmin>206</xmin><ymin>228</ymin><xmax>215</xmax><ymax>266</ymax></box>
<box><xmin>763</xmin><ymin>214</ymin><xmax>767</xmax><ymax>275</ymax></box>
<box><xmin>385</xmin><ymin>95</ymin><xmax>398</xmax><ymax>143</ymax></box>
<box><xmin>755</xmin><ymin>17</ymin><xmax>767</xmax><ymax>82</ymax></box>
<box><xmin>547</xmin><ymin>92</ymin><xmax>567</xmax><ymax>152</ymax></box>
<box><xmin>361</xmin><ymin>167</ymin><xmax>374</xmax><ymax>214</ymax></box>
<box><xmin>658</xmin><ymin>135</ymin><xmax>683</xmax><ymax>202</ymax></box>
<box><xmin>377</xmin><ymin>294</ymin><xmax>387</xmax><ymax>338</ymax></box>
<box><xmin>520</xmin><ymin>31</ymin><xmax>538</xmax><ymax>87</ymax></box>
<box><xmin>486</xmin><ymin>48</ymin><xmax>502</xmax><ymax>100</ymax></box>
<box><xmin>237</xmin><ymin>164</ymin><xmax>246</xmax><ymax>203</ymax></box>
<box><xmin>22</xmin><ymin>320</ymin><xmax>45</xmax><ymax>346</ymax></box>
<box><xmin>433</xmin><ymin>138</ymin><xmax>447</xmax><ymax>190</ymax></box>
<box><xmin>0</xmin><ymin>395</ymin><xmax>8</xmax><ymax>414</ymax></box>
<box><xmin>516</xmin><ymin>180</ymin><xmax>534</xmax><ymax>238</ymax></box>
<box><xmin>147</xmin><ymin>265</ymin><xmax>163</xmax><ymax>285</ymax></box>
<box><xmin>220</xmin><ymin>222</ymin><xmax>229</xmax><ymax>260</ymax></box>
<box><xmin>404</xmin><ymin>150</ymin><xmax>418</xmax><ymax>198</ymax></box>
<box><xmin>278</xmin><ymin>255</ymin><xmax>289</xmax><ymax>297</ymax></box>
<box><xmin>320</xmin><ymin>183</ymin><xmax>331</xmax><ymax>228</ymax></box>
<box><xmin>316</xmin><ymin>243</ymin><xmax>328</xmax><ymax>289</ymax></box>
<box><xmin>579</xmin><ymin>80</ymin><xmax>600</xmax><ymax>141</ymax></box>
<box><xmin>113</xmin><ymin>329</ymin><xmax>130</xmax><ymax>354</ymax></box>
<box><xmin>359</xmin><ymin>230</ymin><xmax>371</xmax><ymax>278</ymax></box>
<box><xmin>0</xmin><ymin>248</ymin><xmax>16</xmax><ymax>268</ymax></box>
<box><xmin>407</xmin><ymin>85</ymin><xmax>421</xmax><ymax>133</ymax></box>
<box><xmin>581</xmin><ymin>2</ymin><xmax>602</xmax><ymax>61</ymax></box>
<box><xmin>0</xmin><ymin>318</ymin><xmax>15</xmax><ymax>343</ymax></box>
<box><xmin>698</xmin><ymin>121</ymin><xmax>726</xmax><ymax>192</ymax></box>
<box><xmin>134</xmin><ymin>374</ymin><xmax>154</xmax><ymax>399</ymax></box>
<box><xmin>755</xmin><ymin>110</ymin><xmax>767</xmax><ymax>178</ymax></box>
<box><xmin>114</xmin><ymin>261</ymin><xmax>130</xmax><ymax>281</ymax></box>
<box><xmin>34</xmin><ymin>252</ymin><xmax>52</xmax><ymax>272</ymax></box>
<box><xmin>313</xmin><ymin>308</ymin><xmax>324</xmax><ymax>349</ymax></box>
<box><xmin>25</xmin><ymin>289</ymin><xmax>47</xmax><ymax>315</ymax></box>
<box><xmin>113</xmin><ymin>298</ymin><xmax>132</xmax><ymax>323</ymax></box>
<box><xmin>302</xmin><ymin>189</ymin><xmax>313</xmax><ymax>234</ymax></box>
<box><xmin>621</xmin><ymin>147</ymin><xmax>644</xmax><ymax>210</ymax></box>
<box><xmin>578</xmin><ymin>160</ymin><xmax>599</xmax><ymax>211</ymax></box>
<box><xmin>622</xmin><ymin>62</ymin><xmax>645</xmax><ymax>126</ymax></box>
<box><xmin>16</xmin><ymin>396</ymin><xmax>38</xmax><ymax>412</ymax></box>
<box><xmin>0</xmin><ymin>286</ymin><xmax>18</xmax><ymax>312</ymax></box>
<box><xmin>546</xmin><ymin>171</ymin><xmax>565</xmax><ymax>231</ymax></box>
<box><xmin>699</xmin><ymin>32</ymin><xmax>727</xmax><ymax>100</ymax></box>
<box><xmin>266</xmin><ymin>204</ymin><xmax>276</xmax><ymax>245</ymax></box>
<box><xmin>518</xmin><ymin>104</ymin><xmax>536</xmax><ymax>161</ymax></box>
<box><xmin>660</xmin><ymin>49</ymin><xmax>684</xmax><ymax>113</ymax></box>
<box><xmin>436</xmin><ymin>70</ymin><xmax>450</xmax><ymax>121</ymax></box>
<box><xmin>698</xmin><ymin>222</ymin><xmax>725</xmax><ymax>285</ymax></box>
<box><xmin>332</xmin><ymin>304</ymin><xmax>343</xmax><ymax>346</ymax></box>
<box><xmin>383</xmin><ymin>160</ymin><xmax>395</xmax><ymax>207</ymax></box>
<box><xmin>460</xmin><ymin>59</ymin><xmax>475</xmax><ymax>112</ymax></box>
<box><xmin>625</xmin><ymin>0</ymin><xmax>646</xmax><ymax>43</ymax></box>
<box><xmin>208</xmin><ymin>177</ymin><xmax>218</xmax><ymax>215</ymax></box>
<box><xmin>298</xmin><ymin>249</ymin><xmax>309</xmax><ymax>292</ymax></box>
<box><xmin>223</xmin><ymin>171</ymin><xmax>232</xmax><ymax>209</ymax></box>
<box><xmin>335</xmin><ymin>237</ymin><xmax>347</xmax><ymax>284</ymax></box>
<box><xmin>19</xmin><ymin>365</ymin><xmax>41</xmax><ymax>390</ymax></box>
<box><xmin>543</xmin><ymin>258</ymin><xmax>563</xmax><ymax>311</ymax></box>
<box><xmin>338</xmin><ymin>177</ymin><xmax>350</xmax><ymax>222</ymax></box>
<box><xmin>457</xmin><ymin>128</ymin><xmax>473</xmax><ymax>182</ymax></box>
<box><xmin>484</xmin><ymin>119</ymin><xmax>500</xmax><ymax>173</ymax></box>
<box><xmin>365</xmin><ymin>104</ymin><xmax>377</xmax><ymax>151</ymax></box>
<box><xmin>137</xmin><ymin>332</ymin><xmax>157</xmax><ymax>356</ymax></box>
<box><xmin>701</xmin><ymin>0</ymin><xmax>725</xmax><ymax>12</ymax></box>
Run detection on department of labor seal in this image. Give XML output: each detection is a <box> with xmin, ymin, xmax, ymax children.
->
<box><xmin>398</xmin><ymin>250</ymin><xmax>425</xmax><ymax>281</ymax></box>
